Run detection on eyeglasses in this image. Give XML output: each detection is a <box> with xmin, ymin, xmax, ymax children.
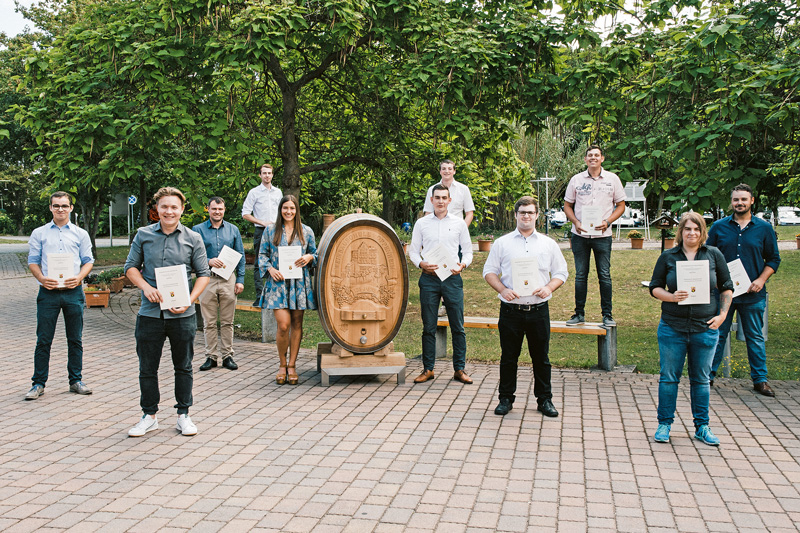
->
<box><xmin>517</xmin><ymin>210</ymin><xmax>537</xmax><ymax>217</ymax></box>
<box><xmin>51</xmin><ymin>204</ymin><xmax>71</xmax><ymax>210</ymax></box>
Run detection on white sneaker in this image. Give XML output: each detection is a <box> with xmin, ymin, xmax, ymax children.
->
<box><xmin>128</xmin><ymin>414</ymin><xmax>158</xmax><ymax>437</ymax></box>
<box><xmin>176</xmin><ymin>414</ymin><xmax>197</xmax><ymax>436</ymax></box>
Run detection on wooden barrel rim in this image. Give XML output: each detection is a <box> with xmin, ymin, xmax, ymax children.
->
<box><xmin>315</xmin><ymin>214</ymin><xmax>409</xmax><ymax>354</ymax></box>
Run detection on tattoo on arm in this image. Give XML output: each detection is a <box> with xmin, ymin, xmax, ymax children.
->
<box><xmin>719</xmin><ymin>292</ymin><xmax>732</xmax><ymax>315</ymax></box>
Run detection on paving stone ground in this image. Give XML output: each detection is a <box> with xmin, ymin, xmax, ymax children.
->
<box><xmin>1</xmin><ymin>256</ymin><xmax>799</xmax><ymax>532</ymax></box>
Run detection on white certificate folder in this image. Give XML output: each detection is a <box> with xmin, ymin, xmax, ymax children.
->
<box><xmin>155</xmin><ymin>265</ymin><xmax>192</xmax><ymax>310</ymax></box>
<box><xmin>676</xmin><ymin>260</ymin><xmax>710</xmax><ymax>305</ymax></box>
<box><xmin>211</xmin><ymin>245</ymin><xmax>243</xmax><ymax>281</ymax></box>
<box><xmin>423</xmin><ymin>244</ymin><xmax>459</xmax><ymax>282</ymax></box>
<box><xmin>581</xmin><ymin>206</ymin><xmax>603</xmax><ymax>236</ymax></box>
<box><xmin>47</xmin><ymin>253</ymin><xmax>74</xmax><ymax>288</ymax></box>
<box><xmin>278</xmin><ymin>246</ymin><xmax>303</xmax><ymax>279</ymax></box>
<box><xmin>727</xmin><ymin>258</ymin><xmax>751</xmax><ymax>298</ymax></box>
<box><xmin>511</xmin><ymin>257</ymin><xmax>540</xmax><ymax>297</ymax></box>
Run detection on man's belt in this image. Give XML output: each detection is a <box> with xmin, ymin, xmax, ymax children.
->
<box><xmin>501</xmin><ymin>301</ymin><xmax>547</xmax><ymax>312</ymax></box>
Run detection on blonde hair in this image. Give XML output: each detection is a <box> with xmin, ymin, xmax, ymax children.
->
<box><xmin>153</xmin><ymin>187</ymin><xmax>186</xmax><ymax>205</ymax></box>
<box><xmin>675</xmin><ymin>212</ymin><xmax>707</xmax><ymax>248</ymax></box>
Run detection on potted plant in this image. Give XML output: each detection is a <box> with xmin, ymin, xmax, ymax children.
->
<box><xmin>796</xmin><ymin>232</ymin><xmax>800</xmax><ymax>249</ymax></box>
<box><xmin>84</xmin><ymin>273</ymin><xmax>111</xmax><ymax>308</ymax></box>
<box><xmin>395</xmin><ymin>226</ymin><xmax>412</xmax><ymax>254</ymax></box>
<box><xmin>97</xmin><ymin>266</ymin><xmax>126</xmax><ymax>293</ymax></box>
<box><xmin>663</xmin><ymin>228</ymin><xmax>676</xmax><ymax>249</ymax></box>
<box><xmin>477</xmin><ymin>233</ymin><xmax>493</xmax><ymax>252</ymax></box>
<box><xmin>627</xmin><ymin>229</ymin><xmax>644</xmax><ymax>249</ymax></box>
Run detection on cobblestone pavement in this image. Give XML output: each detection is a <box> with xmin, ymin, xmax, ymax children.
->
<box><xmin>1</xmin><ymin>264</ymin><xmax>799</xmax><ymax>532</ymax></box>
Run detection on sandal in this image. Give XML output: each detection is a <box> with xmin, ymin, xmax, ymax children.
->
<box><xmin>287</xmin><ymin>366</ymin><xmax>299</xmax><ymax>385</ymax></box>
<box><xmin>276</xmin><ymin>366</ymin><xmax>287</xmax><ymax>385</ymax></box>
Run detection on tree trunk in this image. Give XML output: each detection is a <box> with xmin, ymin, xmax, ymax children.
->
<box><xmin>280</xmin><ymin>87</ymin><xmax>301</xmax><ymax>199</ymax></box>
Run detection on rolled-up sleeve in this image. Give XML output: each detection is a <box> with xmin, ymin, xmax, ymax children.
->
<box><xmin>27</xmin><ymin>228</ymin><xmax>43</xmax><ymax>266</ymax></box>
<box><xmin>191</xmin><ymin>233</ymin><xmax>210</xmax><ymax>278</ymax></box>
<box><xmin>124</xmin><ymin>235</ymin><xmax>144</xmax><ymax>272</ymax></box>
<box><xmin>548</xmin><ymin>241</ymin><xmax>569</xmax><ymax>283</ymax></box>
<box><xmin>714</xmin><ymin>248</ymin><xmax>734</xmax><ymax>293</ymax></box>
<box><xmin>79</xmin><ymin>232</ymin><xmax>94</xmax><ymax>265</ymax></box>
<box><xmin>764</xmin><ymin>229</ymin><xmax>781</xmax><ymax>273</ymax></box>
<box><xmin>649</xmin><ymin>253</ymin><xmax>668</xmax><ymax>297</ymax></box>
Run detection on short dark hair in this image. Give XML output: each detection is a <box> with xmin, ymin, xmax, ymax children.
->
<box><xmin>514</xmin><ymin>196</ymin><xmax>539</xmax><ymax>213</ymax></box>
<box><xmin>439</xmin><ymin>159</ymin><xmax>455</xmax><ymax>170</ymax></box>
<box><xmin>431</xmin><ymin>183</ymin><xmax>450</xmax><ymax>197</ymax></box>
<box><xmin>586</xmin><ymin>145</ymin><xmax>603</xmax><ymax>156</ymax></box>
<box><xmin>50</xmin><ymin>191</ymin><xmax>73</xmax><ymax>205</ymax></box>
<box><xmin>732</xmin><ymin>183</ymin><xmax>754</xmax><ymax>196</ymax></box>
<box><xmin>208</xmin><ymin>196</ymin><xmax>225</xmax><ymax>207</ymax></box>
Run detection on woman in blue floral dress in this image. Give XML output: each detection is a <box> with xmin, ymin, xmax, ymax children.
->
<box><xmin>258</xmin><ymin>195</ymin><xmax>317</xmax><ymax>385</ymax></box>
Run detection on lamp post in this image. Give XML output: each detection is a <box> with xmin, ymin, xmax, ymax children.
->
<box><xmin>531</xmin><ymin>172</ymin><xmax>556</xmax><ymax>235</ymax></box>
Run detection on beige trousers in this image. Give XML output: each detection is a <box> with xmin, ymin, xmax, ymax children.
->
<box><xmin>199</xmin><ymin>274</ymin><xmax>237</xmax><ymax>361</ymax></box>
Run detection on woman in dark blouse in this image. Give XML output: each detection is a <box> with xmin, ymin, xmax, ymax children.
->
<box><xmin>649</xmin><ymin>212</ymin><xmax>733</xmax><ymax>446</ymax></box>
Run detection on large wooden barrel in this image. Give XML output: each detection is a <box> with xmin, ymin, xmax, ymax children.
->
<box><xmin>315</xmin><ymin>214</ymin><xmax>409</xmax><ymax>354</ymax></box>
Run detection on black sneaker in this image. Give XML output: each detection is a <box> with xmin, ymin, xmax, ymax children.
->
<box><xmin>566</xmin><ymin>314</ymin><xmax>585</xmax><ymax>326</ymax></box>
<box><xmin>199</xmin><ymin>358</ymin><xmax>217</xmax><ymax>371</ymax></box>
<box><xmin>494</xmin><ymin>398</ymin><xmax>513</xmax><ymax>416</ymax></box>
<box><xmin>602</xmin><ymin>316</ymin><xmax>617</xmax><ymax>327</ymax></box>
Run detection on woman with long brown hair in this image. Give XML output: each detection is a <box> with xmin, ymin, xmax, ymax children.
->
<box><xmin>257</xmin><ymin>195</ymin><xmax>317</xmax><ymax>385</ymax></box>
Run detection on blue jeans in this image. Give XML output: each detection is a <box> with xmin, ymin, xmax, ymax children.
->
<box><xmin>710</xmin><ymin>298</ymin><xmax>768</xmax><ymax>383</ymax></box>
<box><xmin>657</xmin><ymin>320</ymin><xmax>718</xmax><ymax>428</ymax></box>
<box><xmin>135</xmin><ymin>315</ymin><xmax>196</xmax><ymax>415</ymax></box>
<box><xmin>419</xmin><ymin>273</ymin><xmax>466</xmax><ymax>371</ymax></box>
<box><xmin>571</xmin><ymin>235</ymin><xmax>613</xmax><ymax>317</ymax></box>
<box><xmin>32</xmin><ymin>286</ymin><xmax>86</xmax><ymax>387</ymax></box>
<box><xmin>498</xmin><ymin>302</ymin><xmax>552</xmax><ymax>405</ymax></box>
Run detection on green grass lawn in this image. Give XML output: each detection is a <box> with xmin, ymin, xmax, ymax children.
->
<box><xmin>230</xmin><ymin>247</ymin><xmax>800</xmax><ymax>379</ymax></box>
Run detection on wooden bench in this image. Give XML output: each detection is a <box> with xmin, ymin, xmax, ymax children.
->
<box><xmin>436</xmin><ymin>317</ymin><xmax>618</xmax><ymax>370</ymax></box>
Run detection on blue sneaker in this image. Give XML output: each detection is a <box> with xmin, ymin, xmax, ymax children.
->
<box><xmin>654</xmin><ymin>424</ymin><xmax>671</xmax><ymax>443</ymax></box>
<box><xmin>694</xmin><ymin>425</ymin><xmax>720</xmax><ymax>446</ymax></box>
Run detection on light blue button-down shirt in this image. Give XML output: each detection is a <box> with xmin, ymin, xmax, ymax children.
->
<box><xmin>192</xmin><ymin>219</ymin><xmax>246</xmax><ymax>284</ymax></box>
<box><xmin>28</xmin><ymin>221</ymin><xmax>94</xmax><ymax>284</ymax></box>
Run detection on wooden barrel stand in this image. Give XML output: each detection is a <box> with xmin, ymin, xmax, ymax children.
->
<box><xmin>315</xmin><ymin>214</ymin><xmax>409</xmax><ymax>386</ymax></box>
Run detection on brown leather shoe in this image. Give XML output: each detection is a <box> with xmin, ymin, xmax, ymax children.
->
<box><xmin>413</xmin><ymin>370</ymin><xmax>434</xmax><ymax>383</ymax></box>
<box><xmin>453</xmin><ymin>370</ymin><xmax>473</xmax><ymax>384</ymax></box>
<box><xmin>754</xmin><ymin>382</ymin><xmax>775</xmax><ymax>397</ymax></box>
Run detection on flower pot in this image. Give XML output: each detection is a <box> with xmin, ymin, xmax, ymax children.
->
<box><xmin>630</xmin><ymin>238</ymin><xmax>644</xmax><ymax>249</ymax></box>
<box><xmin>245</xmin><ymin>253</ymin><xmax>256</xmax><ymax>265</ymax></box>
<box><xmin>322</xmin><ymin>214</ymin><xmax>336</xmax><ymax>235</ymax></box>
<box><xmin>664</xmin><ymin>238</ymin><xmax>675</xmax><ymax>249</ymax></box>
<box><xmin>108</xmin><ymin>276</ymin><xmax>125</xmax><ymax>293</ymax></box>
<box><xmin>84</xmin><ymin>287</ymin><xmax>111</xmax><ymax>308</ymax></box>
<box><xmin>796</xmin><ymin>237</ymin><xmax>800</xmax><ymax>250</ymax></box>
<box><xmin>403</xmin><ymin>242</ymin><xmax>409</xmax><ymax>254</ymax></box>
<box><xmin>477</xmin><ymin>239</ymin><xmax>492</xmax><ymax>252</ymax></box>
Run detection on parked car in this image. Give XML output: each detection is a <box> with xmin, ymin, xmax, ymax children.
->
<box><xmin>613</xmin><ymin>207</ymin><xmax>644</xmax><ymax>227</ymax></box>
<box><xmin>548</xmin><ymin>209</ymin><xmax>567</xmax><ymax>228</ymax></box>
<box><xmin>777</xmin><ymin>206</ymin><xmax>800</xmax><ymax>226</ymax></box>
<box><xmin>755</xmin><ymin>211</ymin><xmax>775</xmax><ymax>225</ymax></box>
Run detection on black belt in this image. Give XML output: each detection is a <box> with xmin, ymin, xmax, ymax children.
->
<box><xmin>502</xmin><ymin>301</ymin><xmax>547</xmax><ymax>312</ymax></box>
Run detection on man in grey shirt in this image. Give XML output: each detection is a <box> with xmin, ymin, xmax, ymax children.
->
<box><xmin>124</xmin><ymin>187</ymin><xmax>210</xmax><ymax>437</ymax></box>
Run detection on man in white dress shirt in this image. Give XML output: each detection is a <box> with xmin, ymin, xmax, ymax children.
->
<box><xmin>422</xmin><ymin>160</ymin><xmax>475</xmax><ymax>225</ymax></box>
<box><xmin>483</xmin><ymin>196</ymin><xmax>569</xmax><ymax>417</ymax></box>
<box><xmin>409</xmin><ymin>184</ymin><xmax>474</xmax><ymax>384</ymax></box>
<box><xmin>242</xmin><ymin>163</ymin><xmax>282</xmax><ymax>306</ymax></box>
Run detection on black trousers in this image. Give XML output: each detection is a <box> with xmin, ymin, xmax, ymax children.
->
<box><xmin>497</xmin><ymin>302</ymin><xmax>552</xmax><ymax>405</ymax></box>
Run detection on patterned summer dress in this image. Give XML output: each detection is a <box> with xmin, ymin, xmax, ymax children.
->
<box><xmin>257</xmin><ymin>223</ymin><xmax>318</xmax><ymax>310</ymax></box>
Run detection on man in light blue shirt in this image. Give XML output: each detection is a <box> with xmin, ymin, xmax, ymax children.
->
<box><xmin>242</xmin><ymin>163</ymin><xmax>282</xmax><ymax>305</ymax></box>
<box><xmin>193</xmin><ymin>197</ymin><xmax>246</xmax><ymax>371</ymax></box>
<box><xmin>26</xmin><ymin>191</ymin><xmax>94</xmax><ymax>400</ymax></box>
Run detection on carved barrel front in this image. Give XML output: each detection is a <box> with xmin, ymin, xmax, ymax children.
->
<box><xmin>315</xmin><ymin>214</ymin><xmax>409</xmax><ymax>353</ymax></box>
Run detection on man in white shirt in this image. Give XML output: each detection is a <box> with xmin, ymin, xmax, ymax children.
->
<box><xmin>409</xmin><ymin>184</ymin><xmax>474</xmax><ymax>384</ymax></box>
<box><xmin>242</xmin><ymin>163</ymin><xmax>282</xmax><ymax>306</ymax></box>
<box><xmin>25</xmin><ymin>192</ymin><xmax>95</xmax><ymax>400</ymax></box>
<box><xmin>483</xmin><ymin>196</ymin><xmax>569</xmax><ymax>417</ymax></box>
<box><xmin>563</xmin><ymin>146</ymin><xmax>626</xmax><ymax>327</ymax></box>
<box><xmin>423</xmin><ymin>160</ymin><xmax>475</xmax><ymax>225</ymax></box>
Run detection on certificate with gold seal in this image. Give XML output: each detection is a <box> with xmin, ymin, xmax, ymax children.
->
<box><xmin>47</xmin><ymin>253</ymin><xmax>74</xmax><ymax>288</ymax></box>
<box><xmin>155</xmin><ymin>265</ymin><xmax>191</xmax><ymax>310</ymax></box>
<box><xmin>727</xmin><ymin>258</ymin><xmax>751</xmax><ymax>298</ymax></box>
<box><xmin>676</xmin><ymin>260</ymin><xmax>710</xmax><ymax>305</ymax></box>
<box><xmin>423</xmin><ymin>244</ymin><xmax>459</xmax><ymax>282</ymax></box>
<box><xmin>511</xmin><ymin>256</ymin><xmax>540</xmax><ymax>297</ymax></box>
<box><xmin>278</xmin><ymin>246</ymin><xmax>303</xmax><ymax>279</ymax></box>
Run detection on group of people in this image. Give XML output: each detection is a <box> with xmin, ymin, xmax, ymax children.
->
<box><xmin>25</xmin><ymin>151</ymin><xmax>781</xmax><ymax>446</ymax></box>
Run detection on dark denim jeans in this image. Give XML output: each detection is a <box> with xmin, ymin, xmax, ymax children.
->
<box><xmin>135</xmin><ymin>315</ymin><xmax>195</xmax><ymax>415</ymax></box>
<box><xmin>32</xmin><ymin>286</ymin><xmax>85</xmax><ymax>387</ymax></box>
<box><xmin>657</xmin><ymin>319</ymin><xmax>718</xmax><ymax>428</ymax></box>
<box><xmin>710</xmin><ymin>298</ymin><xmax>768</xmax><ymax>383</ymax></box>
<box><xmin>497</xmin><ymin>302</ymin><xmax>552</xmax><ymax>405</ymax></box>
<box><xmin>253</xmin><ymin>226</ymin><xmax>265</xmax><ymax>296</ymax></box>
<box><xmin>571</xmin><ymin>234</ymin><xmax>613</xmax><ymax>317</ymax></box>
<box><xmin>419</xmin><ymin>273</ymin><xmax>466</xmax><ymax>371</ymax></box>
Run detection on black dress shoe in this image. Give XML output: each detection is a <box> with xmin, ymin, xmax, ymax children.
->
<box><xmin>494</xmin><ymin>398</ymin><xmax>513</xmax><ymax>416</ymax></box>
<box><xmin>537</xmin><ymin>399</ymin><xmax>559</xmax><ymax>417</ymax></box>
<box><xmin>754</xmin><ymin>382</ymin><xmax>775</xmax><ymax>397</ymax></box>
<box><xmin>199</xmin><ymin>358</ymin><xmax>217</xmax><ymax>371</ymax></box>
<box><xmin>222</xmin><ymin>356</ymin><xmax>238</xmax><ymax>370</ymax></box>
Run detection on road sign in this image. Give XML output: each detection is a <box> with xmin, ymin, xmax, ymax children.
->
<box><xmin>128</xmin><ymin>195</ymin><xmax>137</xmax><ymax>205</ymax></box>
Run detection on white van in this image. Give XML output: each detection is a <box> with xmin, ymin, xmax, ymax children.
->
<box><xmin>777</xmin><ymin>206</ymin><xmax>800</xmax><ymax>226</ymax></box>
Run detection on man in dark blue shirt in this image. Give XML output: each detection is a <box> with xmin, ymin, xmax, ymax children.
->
<box><xmin>193</xmin><ymin>197</ymin><xmax>246</xmax><ymax>372</ymax></box>
<box><xmin>707</xmin><ymin>184</ymin><xmax>781</xmax><ymax>396</ymax></box>
<box><xmin>124</xmin><ymin>187</ymin><xmax>210</xmax><ymax>437</ymax></box>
